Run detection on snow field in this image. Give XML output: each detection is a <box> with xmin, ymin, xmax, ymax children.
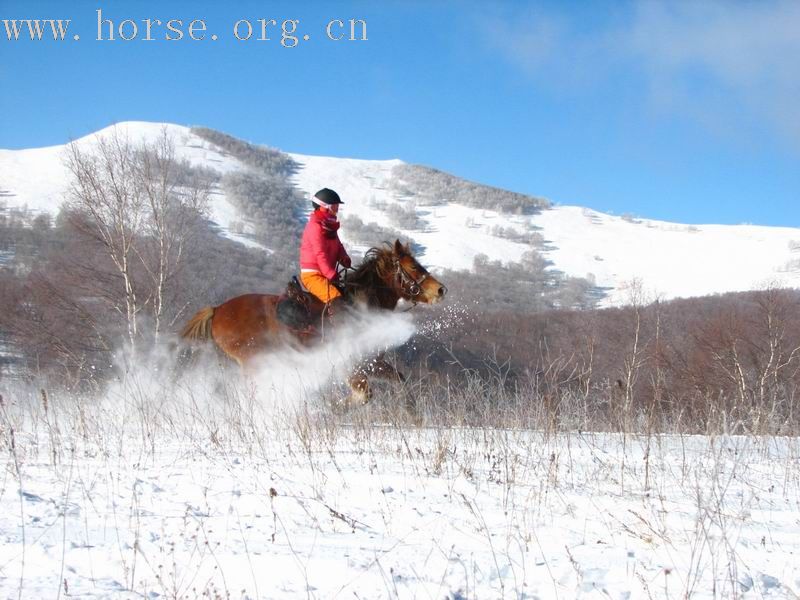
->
<box><xmin>1</xmin><ymin>352</ymin><xmax>799</xmax><ymax>599</ymax></box>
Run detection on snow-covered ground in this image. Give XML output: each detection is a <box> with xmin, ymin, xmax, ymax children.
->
<box><xmin>1</xmin><ymin>382</ymin><xmax>798</xmax><ymax>599</ymax></box>
<box><xmin>1</xmin><ymin>121</ymin><xmax>799</xmax><ymax>306</ymax></box>
<box><xmin>0</xmin><ymin>302</ymin><xmax>798</xmax><ymax>599</ymax></box>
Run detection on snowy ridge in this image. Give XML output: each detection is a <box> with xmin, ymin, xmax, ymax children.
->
<box><xmin>1</xmin><ymin>121</ymin><xmax>798</xmax><ymax>305</ymax></box>
<box><xmin>0</xmin><ymin>122</ymin><xmax>263</xmax><ymax>251</ymax></box>
<box><xmin>531</xmin><ymin>206</ymin><xmax>800</xmax><ymax>303</ymax></box>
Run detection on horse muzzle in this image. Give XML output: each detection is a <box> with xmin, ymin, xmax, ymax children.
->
<box><xmin>426</xmin><ymin>283</ymin><xmax>447</xmax><ymax>303</ymax></box>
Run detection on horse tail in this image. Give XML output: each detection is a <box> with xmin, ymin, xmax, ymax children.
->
<box><xmin>181</xmin><ymin>306</ymin><xmax>215</xmax><ymax>341</ymax></box>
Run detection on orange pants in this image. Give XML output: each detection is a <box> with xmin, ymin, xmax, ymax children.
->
<box><xmin>301</xmin><ymin>271</ymin><xmax>342</xmax><ymax>304</ymax></box>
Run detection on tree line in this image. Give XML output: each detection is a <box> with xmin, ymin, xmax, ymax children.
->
<box><xmin>390</xmin><ymin>163</ymin><xmax>551</xmax><ymax>214</ymax></box>
<box><xmin>405</xmin><ymin>286</ymin><xmax>800</xmax><ymax>433</ymax></box>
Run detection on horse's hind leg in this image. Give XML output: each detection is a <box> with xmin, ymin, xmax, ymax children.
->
<box><xmin>364</xmin><ymin>354</ymin><xmax>423</xmax><ymax>420</ymax></box>
<box><xmin>345</xmin><ymin>371</ymin><xmax>371</xmax><ymax>409</ymax></box>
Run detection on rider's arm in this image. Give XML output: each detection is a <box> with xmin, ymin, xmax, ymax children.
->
<box><xmin>337</xmin><ymin>241</ymin><xmax>351</xmax><ymax>268</ymax></box>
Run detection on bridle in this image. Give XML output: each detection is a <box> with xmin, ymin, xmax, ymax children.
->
<box><xmin>393</xmin><ymin>258</ymin><xmax>430</xmax><ymax>299</ymax></box>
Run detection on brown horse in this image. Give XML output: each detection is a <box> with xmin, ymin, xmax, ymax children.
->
<box><xmin>181</xmin><ymin>240</ymin><xmax>446</xmax><ymax>404</ymax></box>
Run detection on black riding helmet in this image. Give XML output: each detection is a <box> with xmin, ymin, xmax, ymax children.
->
<box><xmin>313</xmin><ymin>188</ymin><xmax>343</xmax><ymax>207</ymax></box>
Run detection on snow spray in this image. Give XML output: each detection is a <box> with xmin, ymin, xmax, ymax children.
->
<box><xmin>249</xmin><ymin>308</ymin><xmax>416</xmax><ymax>410</ymax></box>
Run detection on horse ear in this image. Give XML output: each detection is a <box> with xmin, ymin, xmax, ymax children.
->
<box><xmin>393</xmin><ymin>239</ymin><xmax>406</xmax><ymax>256</ymax></box>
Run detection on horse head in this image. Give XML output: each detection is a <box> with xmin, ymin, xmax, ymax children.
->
<box><xmin>386</xmin><ymin>240</ymin><xmax>447</xmax><ymax>305</ymax></box>
<box><xmin>341</xmin><ymin>240</ymin><xmax>447</xmax><ymax>309</ymax></box>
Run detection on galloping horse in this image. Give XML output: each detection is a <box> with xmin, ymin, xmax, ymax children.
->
<box><xmin>181</xmin><ymin>240</ymin><xmax>446</xmax><ymax>404</ymax></box>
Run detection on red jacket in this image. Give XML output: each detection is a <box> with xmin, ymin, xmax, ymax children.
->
<box><xmin>299</xmin><ymin>210</ymin><xmax>351</xmax><ymax>280</ymax></box>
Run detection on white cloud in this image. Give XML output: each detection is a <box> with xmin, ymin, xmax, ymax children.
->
<box><xmin>482</xmin><ymin>1</ymin><xmax>800</xmax><ymax>149</ymax></box>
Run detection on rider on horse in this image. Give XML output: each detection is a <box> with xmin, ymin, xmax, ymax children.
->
<box><xmin>299</xmin><ymin>188</ymin><xmax>352</xmax><ymax>320</ymax></box>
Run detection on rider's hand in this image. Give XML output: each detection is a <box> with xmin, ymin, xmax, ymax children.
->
<box><xmin>340</xmin><ymin>255</ymin><xmax>352</xmax><ymax>269</ymax></box>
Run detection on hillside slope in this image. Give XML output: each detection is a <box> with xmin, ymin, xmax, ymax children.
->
<box><xmin>1</xmin><ymin>121</ymin><xmax>798</xmax><ymax>305</ymax></box>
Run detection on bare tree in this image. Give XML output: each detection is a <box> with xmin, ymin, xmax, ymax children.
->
<box><xmin>64</xmin><ymin>126</ymin><xmax>209</xmax><ymax>348</ymax></box>
<box><xmin>135</xmin><ymin>130</ymin><xmax>209</xmax><ymax>339</ymax></box>
<box><xmin>65</xmin><ymin>131</ymin><xmax>145</xmax><ymax>346</ymax></box>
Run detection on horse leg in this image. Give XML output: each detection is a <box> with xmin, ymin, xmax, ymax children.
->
<box><xmin>342</xmin><ymin>352</ymin><xmax>402</xmax><ymax>409</ymax></box>
<box><xmin>363</xmin><ymin>353</ymin><xmax>405</xmax><ymax>382</ymax></box>
<box><xmin>351</xmin><ymin>354</ymin><xmax>420</xmax><ymax>420</ymax></box>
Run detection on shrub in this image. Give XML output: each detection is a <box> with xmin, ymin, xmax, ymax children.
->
<box><xmin>389</xmin><ymin>164</ymin><xmax>550</xmax><ymax>214</ymax></box>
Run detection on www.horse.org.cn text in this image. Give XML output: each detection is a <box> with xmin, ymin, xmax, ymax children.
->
<box><xmin>2</xmin><ymin>10</ymin><xmax>368</xmax><ymax>47</ymax></box>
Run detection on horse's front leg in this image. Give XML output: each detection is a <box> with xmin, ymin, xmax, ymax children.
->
<box><xmin>346</xmin><ymin>370</ymin><xmax>371</xmax><ymax>408</ymax></box>
<box><xmin>363</xmin><ymin>353</ymin><xmax>405</xmax><ymax>382</ymax></box>
<box><xmin>339</xmin><ymin>354</ymin><xmax>407</xmax><ymax>412</ymax></box>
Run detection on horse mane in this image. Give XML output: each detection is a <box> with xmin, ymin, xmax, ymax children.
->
<box><xmin>343</xmin><ymin>243</ymin><xmax>402</xmax><ymax>305</ymax></box>
<box><xmin>348</xmin><ymin>244</ymin><xmax>396</xmax><ymax>281</ymax></box>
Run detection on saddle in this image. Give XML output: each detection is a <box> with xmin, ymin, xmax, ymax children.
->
<box><xmin>275</xmin><ymin>277</ymin><xmax>327</xmax><ymax>334</ymax></box>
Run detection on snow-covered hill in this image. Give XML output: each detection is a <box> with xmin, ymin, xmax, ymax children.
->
<box><xmin>1</xmin><ymin>121</ymin><xmax>798</xmax><ymax>305</ymax></box>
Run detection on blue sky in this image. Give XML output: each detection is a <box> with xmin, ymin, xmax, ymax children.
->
<box><xmin>1</xmin><ymin>0</ymin><xmax>798</xmax><ymax>226</ymax></box>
